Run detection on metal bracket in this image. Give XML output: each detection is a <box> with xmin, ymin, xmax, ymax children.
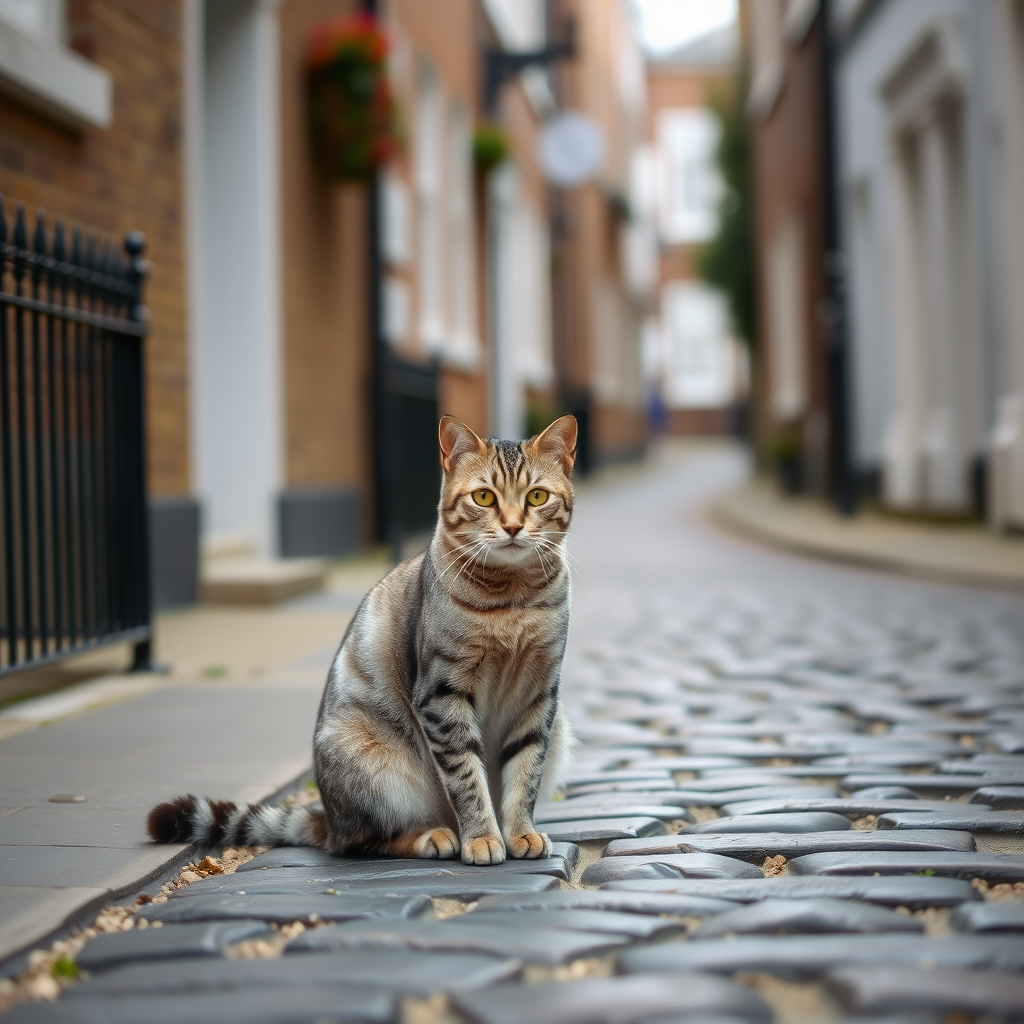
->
<box><xmin>484</xmin><ymin>19</ymin><xmax>576</xmax><ymax>116</ymax></box>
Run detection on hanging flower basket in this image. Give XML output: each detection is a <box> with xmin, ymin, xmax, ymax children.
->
<box><xmin>306</xmin><ymin>13</ymin><xmax>400</xmax><ymax>181</ymax></box>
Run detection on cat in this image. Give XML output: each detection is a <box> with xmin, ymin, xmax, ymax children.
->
<box><xmin>148</xmin><ymin>414</ymin><xmax>577</xmax><ymax>865</ymax></box>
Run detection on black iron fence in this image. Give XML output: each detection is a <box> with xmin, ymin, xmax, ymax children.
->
<box><xmin>0</xmin><ymin>196</ymin><xmax>153</xmax><ymax>678</ymax></box>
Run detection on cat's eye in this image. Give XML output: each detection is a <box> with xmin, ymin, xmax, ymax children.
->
<box><xmin>472</xmin><ymin>488</ymin><xmax>496</xmax><ymax>507</ymax></box>
<box><xmin>526</xmin><ymin>488</ymin><xmax>549</xmax><ymax>507</ymax></box>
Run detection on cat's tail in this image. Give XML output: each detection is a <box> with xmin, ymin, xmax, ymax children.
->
<box><xmin>147</xmin><ymin>795</ymin><xmax>326</xmax><ymax>848</ymax></box>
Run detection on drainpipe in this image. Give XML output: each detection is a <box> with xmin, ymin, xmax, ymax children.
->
<box><xmin>819</xmin><ymin>0</ymin><xmax>855</xmax><ymax>515</ymax></box>
<box><xmin>363</xmin><ymin>0</ymin><xmax>392</xmax><ymax>549</ymax></box>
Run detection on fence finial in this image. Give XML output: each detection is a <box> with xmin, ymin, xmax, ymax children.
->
<box><xmin>0</xmin><ymin>194</ymin><xmax>6</xmax><ymax>244</ymax></box>
<box><xmin>14</xmin><ymin>203</ymin><xmax>27</xmax><ymax>250</ymax></box>
<box><xmin>53</xmin><ymin>218</ymin><xmax>66</xmax><ymax>261</ymax></box>
<box><xmin>72</xmin><ymin>224</ymin><xmax>84</xmax><ymax>266</ymax></box>
<box><xmin>34</xmin><ymin>210</ymin><xmax>47</xmax><ymax>256</ymax></box>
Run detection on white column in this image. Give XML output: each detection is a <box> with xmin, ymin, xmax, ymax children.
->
<box><xmin>917</xmin><ymin>108</ymin><xmax>968</xmax><ymax>510</ymax></box>
<box><xmin>194</xmin><ymin>0</ymin><xmax>283</xmax><ymax>556</ymax></box>
<box><xmin>985</xmin><ymin>0</ymin><xmax>1024</xmax><ymax>528</ymax></box>
<box><xmin>881</xmin><ymin>139</ymin><xmax>925</xmax><ymax>508</ymax></box>
<box><xmin>487</xmin><ymin>163</ymin><xmax>526</xmax><ymax>440</ymax></box>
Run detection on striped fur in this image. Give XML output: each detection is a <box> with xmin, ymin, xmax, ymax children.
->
<box><xmin>149</xmin><ymin>415</ymin><xmax>577</xmax><ymax>865</ymax></box>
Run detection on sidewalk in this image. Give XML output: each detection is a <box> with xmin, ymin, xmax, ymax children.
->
<box><xmin>714</xmin><ymin>477</ymin><xmax>1024</xmax><ymax>591</ymax></box>
<box><xmin>0</xmin><ymin>555</ymin><xmax>390</xmax><ymax>965</ymax></box>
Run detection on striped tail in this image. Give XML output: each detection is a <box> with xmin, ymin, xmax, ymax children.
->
<box><xmin>147</xmin><ymin>795</ymin><xmax>327</xmax><ymax>848</ymax></box>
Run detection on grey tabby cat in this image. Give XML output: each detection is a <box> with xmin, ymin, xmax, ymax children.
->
<box><xmin>148</xmin><ymin>414</ymin><xmax>577</xmax><ymax>865</ymax></box>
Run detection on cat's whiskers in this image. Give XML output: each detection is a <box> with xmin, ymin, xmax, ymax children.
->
<box><xmin>446</xmin><ymin>540</ymin><xmax>489</xmax><ymax>595</ymax></box>
<box><xmin>436</xmin><ymin>538</ymin><xmax>487</xmax><ymax>579</ymax></box>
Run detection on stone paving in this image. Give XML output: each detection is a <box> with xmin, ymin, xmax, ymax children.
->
<box><xmin>4</xmin><ymin>444</ymin><xmax>1024</xmax><ymax>1023</ymax></box>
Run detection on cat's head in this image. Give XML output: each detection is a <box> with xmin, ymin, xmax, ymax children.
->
<box><xmin>436</xmin><ymin>415</ymin><xmax>577</xmax><ymax>567</ymax></box>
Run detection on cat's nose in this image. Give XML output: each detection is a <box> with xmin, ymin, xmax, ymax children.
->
<box><xmin>503</xmin><ymin>523</ymin><xmax>522</xmax><ymax>537</ymax></box>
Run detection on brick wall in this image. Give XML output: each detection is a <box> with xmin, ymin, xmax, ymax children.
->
<box><xmin>0</xmin><ymin>0</ymin><xmax>190</xmax><ymax>499</ymax></box>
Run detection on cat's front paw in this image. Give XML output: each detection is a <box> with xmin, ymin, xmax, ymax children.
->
<box><xmin>507</xmin><ymin>831</ymin><xmax>551</xmax><ymax>859</ymax></box>
<box><xmin>414</xmin><ymin>827</ymin><xmax>459</xmax><ymax>859</ymax></box>
<box><xmin>462</xmin><ymin>836</ymin><xmax>505</xmax><ymax>865</ymax></box>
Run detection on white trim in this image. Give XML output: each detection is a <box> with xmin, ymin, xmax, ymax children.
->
<box><xmin>183</xmin><ymin>0</ymin><xmax>204</xmax><ymax>502</ymax></box>
<box><xmin>0</xmin><ymin>18</ymin><xmax>111</xmax><ymax>128</ymax></box>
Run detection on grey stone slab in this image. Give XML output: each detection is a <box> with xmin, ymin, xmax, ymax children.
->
<box><xmin>603</xmin><ymin>829</ymin><xmax>975</xmax><ymax>862</ymax></box>
<box><xmin>789</xmin><ymin>850</ymin><xmax>1024</xmax><ymax>882</ymax></box>
<box><xmin>683</xmin><ymin>812</ymin><xmax>853</xmax><ymax>834</ymax></box>
<box><xmin>0</xmin><ymin>884</ymin><xmax>108</xmax><ymax>962</ymax></box>
<box><xmin>841</xmin><ymin>774</ymin><xmax>992</xmax><ymax>795</ymax></box>
<box><xmin>849</xmin><ymin>786</ymin><xmax>920</xmax><ymax>800</ymax></box>
<box><xmin>540</xmin><ymin>816</ymin><xmax>668</xmax><ymax>842</ymax></box>
<box><xmin>2</xmin><ymin>986</ymin><xmax>394</xmax><ymax>1024</ymax></box>
<box><xmin>691</xmin><ymin>897</ymin><xmax>924</xmax><ymax>938</ymax></box>
<box><xmin>565</xmin><ymin>769</ymin><xmax>674</xmax><ymax>786</ymax></box>
<box><xmin>939</xmin><ymin>756</ymin><xmax>1024</xmax><ymax>774</ymax></box>
<box><xmin>69</xmin><ymin>948</ymin><xmax>517</xmax><ymax>999</ymax></box>
<box><xmin>970</xmin><ymin>785</ymin><xmax>1024</xmax><ymax>809</ymax></box>
<box><xmin>453</xmin><ymin>908</ymin><xmax>687</xmax><ymax>939</ymax></box>
<box><xmin>178</xmin><ymin>857</ymin><xmax>571</xmax><ymax>898</ymax></box>
<box><xmin>136</xmin><ymin>892</ymin><xmax>431</xmax><ymax>924</ymax></box>
<box><xmin>598</xmin><ymin>874</ymin><xmax>981</xmax><ymax>908</ymax></box>
<box><xmin>671</xmin><ymin>787</ymin><xmax>842</xmax><ymax>808</ymax></box>
<box><xmin>617</xmin><ymin>934</ymin><xmax>1024</xmax><ymax>980</ymax></box>
<box><xmin>581</xmin><ymin>851</ymin><xmax>763</xmax><ymax>885</ymax></box>
<box><xmin>471</xmin><ymin>889</ymin><xmax>739</xmax><ymax>917</ymax></box>
<box><xmin>812</xmin><ymin>753</ymin><xmax>945</xmax><ymax>769</ymax></box>
<box><xmin>950</xmin><ymin>901</ymin><xmax>1024</xmax><ymax>932</ymax></box>
<box><xmin>675</xmin><ymin>782</ymin><xmax>841</xmax><ymax>800</ymax></box>
<box><xmin>450</xmin><ymin>973</ymin><xmax>772</xmax><ymax>1024</ymax></box>
<box><xmin>285</xmin><ymin>917</ymin><xmax>629</xmax><ymax>965</ymax></box>
<box><xmin>876</xmin><ymin>809</ymin><xmax>1024</xmax><ymax>833</ymax></box>
<box><xmin>549</xmin><ymin>842</ymin><xmax>579</xmax><ymax>877</ymax></box>
<box><xmin>76</xmin><ymin>920</ymin><xmax>272</xmax><ymax>971</ymax></box>
<box><xmin>721</xmin><ymin>797</ymin><xmax>992</xmax><ymax>817</ymax></box>
<box><xmin>827</xmin><ymin>967</ymin><xmax>1024</xmax><ymax>1018</ymax></box>
<box><xmin>0</xmin><ymin>805</ymin><xmax>154</xmax><ymax>847</ymax></box>
<box><xmin>565</xmin><ymin>780</ymin><xmax>680</xmax><ymax>797</ymax></box>
<box><xmin>625</xmin><ymin>756</ymin><xmax>750</xmax><ymax>772</ymax></box>
<box><xmin>535</xmin><ymin>802</ymin><xmax>691</xmax><ymax>823</ymax></box>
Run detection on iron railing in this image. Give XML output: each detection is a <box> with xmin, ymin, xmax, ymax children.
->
<box><xmin>0</xmin><ymin>196</ymin><xmax>154</xmax><ymax>678</ymax></box>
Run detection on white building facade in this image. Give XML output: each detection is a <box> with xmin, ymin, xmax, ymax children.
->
<box><xmin>836</xmin><ymin>0</ymin><xmax>1024</xmax><ymax>526</ymax></box>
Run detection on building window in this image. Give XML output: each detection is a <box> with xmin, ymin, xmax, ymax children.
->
<box><xmin>0</xmin><ymin>0</ymin><xmax>111</xmax><ymax>128</ymax></box>
<box><xmin>661</xmin><ymin>281</ymin><xmax>735</xmax><ymax>409</ymax></box>
<box><xmin>657</xmin><ymin>108</ymin><xmax>722</xmax><ymax>245</ymax></box>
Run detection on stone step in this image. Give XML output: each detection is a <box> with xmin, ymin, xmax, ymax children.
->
<box><xmin>200</xmin><ymin>558</ymin><xmax>327</xmax><ymax>605</ymax></box>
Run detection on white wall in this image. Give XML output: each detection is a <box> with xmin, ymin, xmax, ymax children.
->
<box><xmin>836</xmin><ymin>0</ymin><xmax>987</xmax><ymax>510</ymax></box>
<box><xmin>190</xmin><ymin>0</ymin><xmax>282</xmax><ymax>555</ymax></box>
<box><xmin>488</xmin><ymin>162</ymin><xmax>553</xmax><ymax>439</ymax></box>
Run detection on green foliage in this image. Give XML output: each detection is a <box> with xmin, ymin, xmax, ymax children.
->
<box><xmin>473</xmin><ymin>123</ymin><xmax>509</xmax><ymax>172</ymax></box>
<box><xmin>525</xmin><ymin>402</ymin><xmax>561</xmax><ymax>440</ymax></box>
<box><xmin>51</xmin><ymin>958</ymin><xmax>79</xmax><ymax>980</ymax></box>
<box><xmin>697</xmin><ymin>74</ymin><xmax>756</xmax><ymax>348</ymax></box>
<box><xmin>766</xmin><ymin>432</ymin><xmax>801</xmax><ymax>465</ymax></box>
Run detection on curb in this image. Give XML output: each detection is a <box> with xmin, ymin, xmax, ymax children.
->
<box><xmin>712</xmin><ymin>485</ymin><xmax>1024</xmax><ymax>593</ymax></box>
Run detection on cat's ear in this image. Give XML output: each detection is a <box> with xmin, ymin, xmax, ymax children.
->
<box><xmin>439</xmin><ymin>415</ymin><xmax>487</xmax><ymax>474</ymax></box>
<box><xmin>528</xmin><ymin>415</ymin><xmax>577</xmax><ymax>476</ymax></box>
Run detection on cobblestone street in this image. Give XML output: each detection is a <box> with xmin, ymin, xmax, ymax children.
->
<box><xmin>5</xmin><ymin>444</ymin><xmax>1024</xmax><ymax>1023</ymax></box>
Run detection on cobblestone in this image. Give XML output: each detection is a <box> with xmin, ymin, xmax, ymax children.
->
<box><xmin>8</xmin><ymin>447</ymin><xmax>1024</xmax><ymax>1022</ymax></box>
